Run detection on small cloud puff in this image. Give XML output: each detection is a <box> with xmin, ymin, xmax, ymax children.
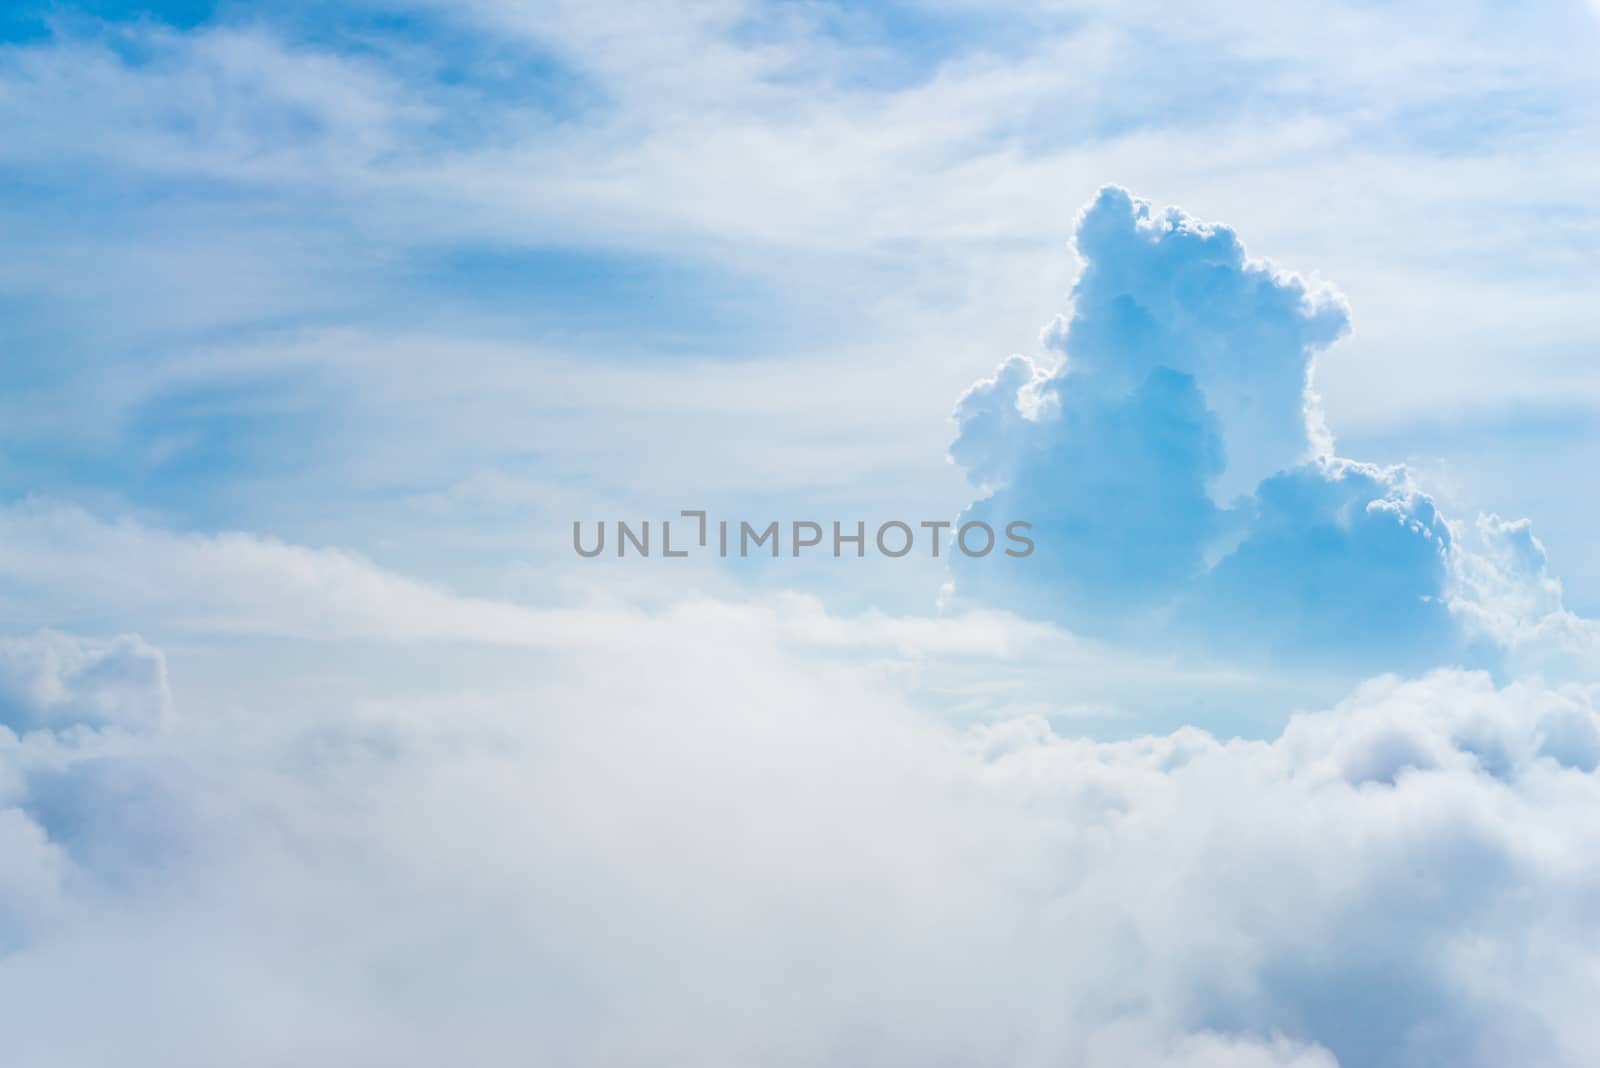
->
<box><xmin>1450</xmin><ymin>513</ymin><xmax>1600</xmax><ymax>679</ymax></box>
<box><xmin>0</xmin><ymin>630</ymin><xmax>172</xmax><ymax>734</ymax></box>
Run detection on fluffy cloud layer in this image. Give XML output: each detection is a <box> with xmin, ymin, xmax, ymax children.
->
<box><xmin>2</xmin><ymin>608</ymin><xmax>1598</xmax><ymax>1066</ymax></box>
<box><xmin>950</xmin><ymin>189</ymin><xmax>1552</xmax><ymax>675</ymax></box>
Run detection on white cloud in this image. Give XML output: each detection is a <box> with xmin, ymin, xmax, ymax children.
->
<box><xmin>1449</xmin><ymin>513</ymin><xmax>1600</xmax><ymax>681</ymax></box>
<box><xmin>0</xmin><ymin>500</ymin><xmax>595</xmax><ymax>646</ymax></box>
<box><xmin>0</xmin><ymin>501</ymin><xmax>1392</xmax><ymax>736</ymax></box>
<box><xmin>0</xmin><ymin>629</ymin><xmax>171</xmax><ymax>733</ymax></box>
<box><xmin>1086</xmin><ymin>1029</ymin><xmax>1339</xmax><ymax>1068</ymax></box>
<box><xmin>1</xmin><ymin>608</ymin><xmax>1598</xmax><ymax>1065</ymax></box>
<box><xmin>0</xmin><ymin>806</ymin><xmax>67</xmax><ymax>946</ymax></box>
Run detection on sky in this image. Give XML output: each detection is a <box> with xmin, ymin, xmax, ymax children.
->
<box><xmin>3</xmin><ymin>2</ymin><xmax>1600</xmax><ymax>1066</ymax></box>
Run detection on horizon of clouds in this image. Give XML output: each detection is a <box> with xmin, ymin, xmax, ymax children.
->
<box><xmin>4</xmin><ymin>601</ymin><xmax>1600</xmax><ymax>1065</ymax></box>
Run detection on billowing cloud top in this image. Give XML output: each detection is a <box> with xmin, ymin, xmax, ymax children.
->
<box><xmin>952</xmin><ymin>188</ymin><xmax>1465</xmax><ymax>672</ymax></box>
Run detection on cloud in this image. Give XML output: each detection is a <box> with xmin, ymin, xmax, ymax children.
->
<box><xmin>0</xmin><ymin>500</ymin><xmax>600</xmax><ymax>647</ymax></box>
<box><xmin>0</xmin><ymin>628</ymin><xmax>168</xmax><ymax>947</ymax></box>
<box><xmin>0</xmin><ymin>630</ymin><xmax>172</xmax><ymax>734</ymax></box>
<box><xmin>1</xmin><ymin>611</ymin><xmax>1599</xmax><ymax>1065</ymax></box>
<box><xmin>0</xmin><ymin>498</ymin><xmax>1452</xmax><ymax>739</ymax></box>
<box><xmin>0</xmin><ymin>9</ymin><xmax>1597</xmax><ymax>1065</ymax></box>
<box><xmin>950</xmin><ymin>188</ymin><xmax>1483</xmax><ymax>672</ymax></box>
<box><xmin>1449</xmin><ymin>512</ymin><xmax>1600</xmax><ymax>680</ymax></box>
<box><xmin>4</xmin><ymin>4</ymin><xmax>1599</xmax><ymax>621</ymax></box>
<box><xmin>0</xmin><ymin>805</ymin><xmax>66</xmax><ymax>948</ymax></box>
<box><xmin>1047</xmin><ymin>186</ymin><xmax>1350</xmax><ymax>500</ymax></box>
<box><xmin>1087</xmin><ymin>1030</ymin><xmax>1338</xmax><ymax>1068</ymax></box>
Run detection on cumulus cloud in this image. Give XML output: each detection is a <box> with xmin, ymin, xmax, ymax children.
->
<box><xmin>1</xmin><ymin>608</ymin><xmax>1599</xmax><ymax>1066</ymax></box>
<box><xmin>1450</xmin><ymin>513</ymin><xmax>1600</xmax><ymax>679</ymax></box>
<box><xmin>1043</xmin><ymin>186</ymin><xmax>1349</xmax><ymax>500</ymax></box>
<box><xmin>0</xmin><ymin>630</ymin><xmax>172</xmax><ymax>733</ymax></box>
<box><xmin>948</xmin><ymin>188</ymin><xmax>1545</xmax><ymax>674</ymax></box>
<box><xmin>0</xmin><ymin>629</ymin><xmax>171</xmax><ymax>947</ymax></box>
<box><xmin>0</xmin><ymin>805</ymin><xmax>66</xmax><ymax>949</ymax></box>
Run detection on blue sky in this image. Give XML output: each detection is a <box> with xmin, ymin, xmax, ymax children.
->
<box><xmin>1</xmin><ymin>0</ymin><xmax>1597</xmax><ymax>617</ymax></box>
<box><xmin>3</xmin><ymin>3</ymin><xmax>1600</xmax><ymax>1066</ymax></box>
